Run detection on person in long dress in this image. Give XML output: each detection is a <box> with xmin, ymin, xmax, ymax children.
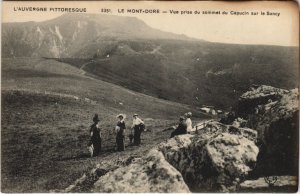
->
<box><xmin>115</xmin><ymin>114</ymin><xmax>126</xmax><ymax>151</ymax></box>
<box><xmin>131</xmin><ymin>113</ymin><xmax>145</xmax><ymax>146</ymax></box>
<box><xmin>89</xmin><ymin>114</ymin><xmax>102</xmax><ymax>157</ymax></box>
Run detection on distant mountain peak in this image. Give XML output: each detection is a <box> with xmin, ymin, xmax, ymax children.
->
<box><xmin>2</xmin><ymin>13</ymin><xmax>199</xmax><ymax>58</ymax></box>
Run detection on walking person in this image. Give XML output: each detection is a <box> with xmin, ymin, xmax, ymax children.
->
<box><xmin>115</xmin><ymin>114</ymin><xmax>126</xmax><ymax>151</ymax></box>
<box><xmin>170</xmin><ymin>116</ymin><xmax>187</xmax><ymax>138</ymax></box>
<box><xmin>89</xmin><ymin>114</ymin><xmax>102</xmax><ymax>157</ymax></box>
<box><xmin>131</xmin><ymin>113</ymin><xmax>144</xmax><ymax>146</ymax></box>
<box><xmin>186</xmin><ymin>112</ymin><xmax>193</xmax><ymax>133</ymax></box>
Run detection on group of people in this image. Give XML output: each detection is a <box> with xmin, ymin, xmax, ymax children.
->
<box><xmin>88</xmin><ymin>112</ymin><xmax>193</xmax><ymax>157</ymax></box>
<box><xmin>88</xmin><ymin>113</ymin><xmax>145</xmax><ymax>157</ymax></box>
<box><xmin>170</xmin><ymin>112</ymin><xmax>193</xmax><ymax>138</ymax></box>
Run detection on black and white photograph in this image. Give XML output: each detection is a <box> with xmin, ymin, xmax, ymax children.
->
<box><xmin>1</xmin><ymin>1</ymin><xmax>299</xmax><ymax>193</ymax></box>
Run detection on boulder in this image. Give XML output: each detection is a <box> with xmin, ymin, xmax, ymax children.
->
<box><xmin>158</xmin><ymin>122</ymin><xmax>259</xmax><ymax>192</ymax></box>
<box><xmin>236</xmin><ymin>85</ymin><xmax>289</xmax><ymax>118</ymax></box>
<box><xmin>196</xmin><ymin>120</ymin><xmax>257</xmax><ymax>142</ymax></box>
<box><xmin>235</xmin><ymin>85</ymin><xmax>299</xmax><ymax>176</ymax></box>
<box><xmin>93</xmin><ymin>149</ymin><xmax>190</xmax><ymax>193</ymax></box>
<box><xmin>89</xmin><ymin>121</ymin><xmax>258</xmax><ymax>192</ymax></box>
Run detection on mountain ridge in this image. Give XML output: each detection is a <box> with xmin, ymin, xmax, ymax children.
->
<box><xmin>2</xmin><ymin>13</ymin><xmax>200</xmax><ymax>58</ymax></box>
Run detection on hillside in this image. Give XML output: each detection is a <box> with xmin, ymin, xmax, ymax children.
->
<box><xmin>1</xmin><ymin>57</ymin><xmax>209</xmax><ymax>192</ymax></box>
<box><xmin>2</xmin><ymin>13</ymin><xmax>298</xmax><ymax>109</ymax></box>
<box><xmin>2</xmin><ymin>57</ymin><xmax>207</xmax><ymax>118</ymax></box>
<box><xmin>59</xmin><ymin>40</ymin><xmax>299</xmax><ymax>109</ymax></box>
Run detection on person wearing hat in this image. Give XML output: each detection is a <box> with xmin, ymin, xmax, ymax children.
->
<box><xmin>115</xmin><ymin>114</ymin><xmax>126</xmax><ymax>151</ymax></box>
<box><xmin>170</xmin><ymin>116</ymin><xmax>187</xmax><ymax>138</ymax></box>
<box><xmin>89</xmin><ymin>114</ymin><xmax>102</xmax><ymax>157</ymax></box>
<box><xmin>186</xmin><ymin>112</ymin><xmax>193</xmax><ymax>133</ymax></box>
<box><xmin>131</xmin><ymin>113</ymin><xmax>144</xmax><ymax>146</ymax></box>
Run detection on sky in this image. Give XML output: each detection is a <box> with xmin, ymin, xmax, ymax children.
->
<box><xmin>2</xmin><ymin>1</ymin><xmax>299</xmax><ymax>46</ymax></box>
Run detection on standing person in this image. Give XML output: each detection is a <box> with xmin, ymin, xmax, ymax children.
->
<box><xmin>186</xmin><ymin>112</ymin><xmax>193</xmax><ymax>133</ymax></box>
<box><xmin>115</xmin><ymin>114</ymin><xmax>126</xmax><ymax>151</ymax></box>
<box><xmin>89</xmin><ymin>114</ymin><xmax>102</xmax><ymax>157</ymax></box>
<box><xmin>171</xmin><ymin>116</ymin><xmax>187</xmax><ymax>138</ymax></box>
<box><xmin>131</xmin><ymin>113</ymin><xmax>144</xmax><ymax>146</ymax></box>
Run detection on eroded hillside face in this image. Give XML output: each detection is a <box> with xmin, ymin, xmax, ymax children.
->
<box><xmin>2</xmin><ymin>14</ymin><xmax>193</xmax><ymax>58</ymax></box>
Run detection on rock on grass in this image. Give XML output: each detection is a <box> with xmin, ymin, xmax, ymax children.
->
<box><xmin>92</xmin><ymin>121</ymin><xmax>258</xmax><ymax>192</ymax></box>
<box><xmin>158</xmin><ymin>122</ymin><xmax>258</xmax><ymax>192</ymax></box>
<box><xmin>93</xmin><ymin>149</ymin><xmax>190</xmax><ymax>193</ymax></box>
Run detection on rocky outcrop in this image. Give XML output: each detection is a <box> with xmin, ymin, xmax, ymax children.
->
<box><xmin>89</xmin><ymin>121</ymin><xmax>258</xmax><ymax>192</ymax></box>
<box><xmin>93</xmin><ymin>149</ymin><xmax>190</xmax><ymax>193</ymax></box>
<box><xmin>62</xmin><ymin>84</ymin><xmax>297</xmax><ymax>193</ymax></box>
<box><xmin>158</xmin><ymin>121</ymin><xmax>258</xmax><ymax>192</ymax></box>
<box><xmin>236</xmin><ymin>85</ymin><xmax>290</xmax><ymax>118</ymax></box>
<box><xmin>234</xmin><ymin>85</ymin><xmax>299</xmax><ymax>177</ymax></box>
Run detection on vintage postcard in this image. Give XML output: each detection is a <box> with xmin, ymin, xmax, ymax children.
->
<box><xmin>1</xmin><ymin>1</ymin><xmax>299</xmax><ymax>193</ymax></box>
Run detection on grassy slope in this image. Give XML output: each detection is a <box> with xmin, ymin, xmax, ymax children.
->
<box><xmin>60</xmin><ymin>40</ymin><xmax>299</xmax><ymax>109</ymax></box>
<box><xmin>2</xmin><ymin>57</ymin><xmax>207</xmax><ymax>119</ymax></box>
<box><xmin>1</xmin><ymin>57</ymin><xmax>209</xmax><ymax>192</ymax></box>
